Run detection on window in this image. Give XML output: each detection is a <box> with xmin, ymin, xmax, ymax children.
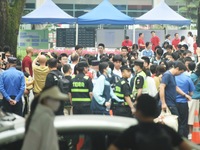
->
<box><xmin>57</xmin><ymin>4</ymin><xmax>73</xmax><ymax>9</ymax></box>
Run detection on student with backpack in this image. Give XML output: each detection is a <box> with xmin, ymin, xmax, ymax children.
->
<box><xmin>44</xmin><ymin>58</ymin><xmax>65</xmax><ymax>115</ymax></box>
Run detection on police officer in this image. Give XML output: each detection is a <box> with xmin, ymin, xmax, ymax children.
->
<box><xmin>113</xmin><ymin>65</ymin><xmax>134</xmax><ymax>117</ymax></box>
<box><xmin>132</xmin><ymin>60</ymin><xmax>148</xmax><ymax>100</ymax></box>
<box><xmin>70</xmin><ymin>61</ymin><xmax>93</xmax><ymax>114</ymax></box>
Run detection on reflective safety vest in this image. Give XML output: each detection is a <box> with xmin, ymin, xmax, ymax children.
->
<box><xmin>114</xmin><ymin>79</ymin><xmax>132</xmax><ymax>105</ymax></box>
<box><xmin>132</xmin><ymin>71</ymin><xmax>148</xmax><ymax>98</ymax></box>
<box><xmin>71</xmin><ymin>75</ymin><xmax>91</xmax><ymax>102</ymax></box>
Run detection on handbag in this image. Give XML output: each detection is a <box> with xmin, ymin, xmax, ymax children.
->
<box><xmin>154</xmin><ymin>107</ymin><xmax>178</xmax><ymax>131</ymax></box>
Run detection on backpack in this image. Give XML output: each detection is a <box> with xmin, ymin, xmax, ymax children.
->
<box><xmin>49</xmin><ymin>72</ymin><xmax>70</xmax><ymax>94</ymax></box>
<box><xmin>146</xmin><ymin>76</ymin><xmax>158</xmax><ymax>97</ymax></box>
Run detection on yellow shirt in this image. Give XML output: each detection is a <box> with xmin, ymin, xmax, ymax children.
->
<box><xmin>33</xmin><ymin>66</ymin><xmax>49</xmax><ymax>94</ymax></box>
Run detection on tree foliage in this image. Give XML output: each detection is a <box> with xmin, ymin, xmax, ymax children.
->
<box><xmin>0</xmin><ymin>0</ymin><xmax>26</xmax><ymax>56</ymax></box>
<box><xmin>178</xmin><ymin>0</ymin><xmax>199</xmax><ymax>24</ymax></box>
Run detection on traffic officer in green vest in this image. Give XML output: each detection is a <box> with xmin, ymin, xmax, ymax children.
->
<box><xmin>132</xmin><ymin>60</ymin><xmax>148</xmax><ymax>100</ymax></box>
<box><xmin>113</xmin><ymin>65</ymin><xmax>135</xmax><ymax>117</ymax></box>
<box><xmin>69</xmin><ymin>61</ymin><xmax>93</xmax><ymax>114</ymax></box>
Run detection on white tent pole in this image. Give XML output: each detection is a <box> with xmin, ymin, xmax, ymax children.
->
<box><xmin>132</xmin><ymin>25</ymin><xmax>135</xmax><ymax>44</ymax></box>
<box><xmin>75</xmin><ymin>24</ymin><xmax>79</xmax><ymax>45</ymax></box>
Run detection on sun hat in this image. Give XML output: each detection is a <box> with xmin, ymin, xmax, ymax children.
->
<box><xmin>39</xmin><ymin>86</ymin><xmax>68</xmax><ymax>102</ymax></box>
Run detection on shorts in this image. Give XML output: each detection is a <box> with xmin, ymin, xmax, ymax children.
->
<box><xmin>188</xmin><ymin>99</ymin><xmax>199</xmax><ymax>125</ymax></box>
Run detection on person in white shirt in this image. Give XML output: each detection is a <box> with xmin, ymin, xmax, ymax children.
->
<box><xmin>164</xmin><ymin>34</ymin><xmax>172</xmax><ymax>45</ymax></box>
<box><xmin>187</xmin><ymin>31</ymin><xmax>194</xmax><ymax>53</ymax></box>
<box><xmin>179</xmin><ymin>36</ymin><xmax>188</xmax><ymax>46</ymax></box>
<box><xmin>112</xmin><ymin>55</ymin><xmax>122</xmax><ymax>78</ymax></box>
<box><xmin>96</xmin><ymin>43</ymin><xmax>105</xmax><ymax>61</ymax></box>
<box><xmin>70</xmin><ymin>52</ymin><xmax>79</xmax><ymax>74</ymax></box>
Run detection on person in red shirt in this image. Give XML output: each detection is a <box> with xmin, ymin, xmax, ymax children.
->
<box><xmin>22</xmin><ymin>47</ymin><xmax>34</xmax><ymax>76</ymax></box>
<box><xmin>193</xmin><ymin>35</ymin><xmax>197</xmax><ymax>55</ymax></box>
<box><xmin>172</xmin><ymin>33</ymin><xmax>180</xmax><ymax>51</ymax></box>
<box><xmin>138</xmin><ymin>33</ymin><xmax>145</xmax><ymax>51</ymax></box>
<box><xmin>122</xmin><ymin>36</ymin><xmax>133</xmax><ymax>52</ymax></box>
<box><xmin>151</xmin><ymin>31</ymin><xmax>160</xmax><ymax>52</ymax></box>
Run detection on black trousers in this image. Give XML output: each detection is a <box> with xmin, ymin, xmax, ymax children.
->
<box><xmin>2</xmin><ymin>97</ymin><xmax>23</xmax><ymax>116</ymax></box>
<box><xmin>73</xmin><ymin>102</ymin><xmax>91</xmax><ymax>114</ymax></box>
<box><xmin>176</xmin><ymin>102</ymin><xmax>189</xmax><ymax>138</ymax></box>
<box><xmin>112</xmin><ymin>105</ymin><xmax>132</xmax><ymax>118</ymax></box>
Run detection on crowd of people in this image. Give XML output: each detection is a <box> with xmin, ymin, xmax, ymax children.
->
<box><xmin>0</xmin><ymin>30</ymin><xmax>199</xmax><ymax>149</ymax></box>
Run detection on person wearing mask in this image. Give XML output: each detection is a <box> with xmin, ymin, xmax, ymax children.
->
<box><xmin>91</xmin><ymin>62</ymin><xmax>123</xmax><ymax>115</ymax></box>
<box><xmin>22</xmin><ymin>86</ymin><xmax>68</xmax><ymax>150</ymax></box>
<box><xmin>108</xmin><ymin>94</ymin><xmax>191</xmax><ymax>150</ymax></box>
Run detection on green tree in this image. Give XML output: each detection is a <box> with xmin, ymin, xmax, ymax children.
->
<box><xmin>178</xmin><ymin>0</ymin><xmax>199</xmax><ymax>25</ymax></box>
<box><xmin>0</xmin><ymin>0</ymin><xmax>26</xmax><ymax>56</ymax></box>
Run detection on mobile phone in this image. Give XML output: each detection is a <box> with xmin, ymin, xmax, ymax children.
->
<box><xmin>2</xmin><ymin>53</ymin><xmax>5</xmax><ymax>59</ymax></box>
<box><xmin>41</xmin><ymin>52</ymin><xmax>46</xmax><ymax>55</ymax></box>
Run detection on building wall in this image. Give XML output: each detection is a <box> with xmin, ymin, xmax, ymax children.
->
<box><xmin>24</xmin><ymin>0</ymin><xmax>182</xmax><ymax>17</ymax></box>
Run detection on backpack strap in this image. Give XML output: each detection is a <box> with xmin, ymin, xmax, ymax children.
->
<box><xmin>49</xmin><ymin>71</ymin><xmax>63</xmax><ymax>79</ymax></box>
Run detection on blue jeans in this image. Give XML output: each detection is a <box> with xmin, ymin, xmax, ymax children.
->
<box><xmin>176</xmin><ymin>103</ymin><xmax>189</xmax><ymax>137</ymax></box>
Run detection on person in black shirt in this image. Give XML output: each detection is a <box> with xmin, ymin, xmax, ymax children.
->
<box><xmin>62</xmin><ymin>64</ymin><xmax>72</xmax><ymax>115</ymax></box>
<box><xmin>108</xmin><ymin>94</ymin><xmax>191</xmax><ymax>150</ymax></box>
<box><xmin>113</xmin><ymin>65</ymin><xmax>134</xmax><ymax>117</ymax></box>
<box><xmin>63</xmin><ymin>64</ymin><xmax>72</xmax><ymax>81</ymax></box>
<box><xmin>69</xmin><ymin>61</ymin><xmax>93</xmax><ymax>114</ymax></box>
<box><xmin>141</xmin><ymin>56</ymin><xmax>151</xmax><ymax>76</ymax></box>
<box><xmin>44</xmin><ymin>58</ymin><xmax>65</xmax><ymax>115</ymax></box>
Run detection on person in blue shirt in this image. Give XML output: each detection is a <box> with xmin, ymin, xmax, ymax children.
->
<box><xmin>160</xmin><ymin>61</ymin><xmax>192</xmax><ymax>116</ymax></box>
<box><xmin>0</xmin><ymin>57</ymin><xmax>25</xmax><ymax>116</ymax></box>
<box><xmin>175</xmin><ymin>72</ymin><xmax>195</xmax><ymax>138</ymax></box>
<box><xmin>189</xmin><ymin>63</ymin><xmax>200</xmax><ymax>138</ymax></box>
<box><xmin>141</xmin><ymin>42</ymin><xmax>154</xmax><ymax>61</ymax></box>
<box><xmin>91</xmin><ymin>62</ymin><xmax>123</xmax><ymax>115</ymax></box>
